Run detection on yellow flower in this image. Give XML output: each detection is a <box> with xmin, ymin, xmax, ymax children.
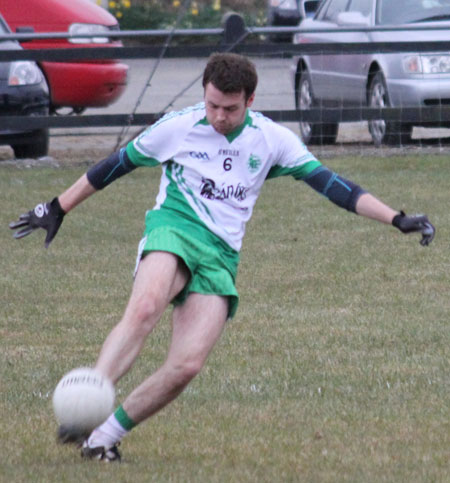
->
<box><xmin>122</xmin><ymin>0</ymin><xmax>131</xmax><ymax>7</ymax></box>
<box><xmin>116</xmin><ymin>10</ymin><xmax>123</xmax><ymax>17</ymax></box>
<box><xmin>191</xmin><ymin>1</ymin><xmax>199</xmax><ymax>15</ymax></box>
<box><xmin>173</xmin><ymin>0</ymin><xmax>180</xmax><ymax>7</ymax></box>
<box><xmin>213</xmin><ymin>0</ymin><xmax>221</xmax><ymax>10</ymax></box>
<box><xmin>109</xmin><ymin>1</ymin><xmax>116</xmax><ymax>8</ymax></box>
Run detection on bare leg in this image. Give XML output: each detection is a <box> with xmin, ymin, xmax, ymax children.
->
<box><xmin>121</xmin><ymin>293</ymin><xmax>228</xmax><ymax>424</ymax></box>
<box><xmin>95</xmin><ymin>251</ymin><xmax>190</xmax><ymax>383</ymax></box>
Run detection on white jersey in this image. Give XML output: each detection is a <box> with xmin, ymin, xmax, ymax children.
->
<box><xmin>126</xmin><ymin>102</ymin><xmax>321</xmax><ymax>252</ymax></box>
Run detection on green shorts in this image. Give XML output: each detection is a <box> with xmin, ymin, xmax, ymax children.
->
<box><xmin>135</xmin><ymin>210</ymin><xmax>240</xmax><ymax>318</ymax></box>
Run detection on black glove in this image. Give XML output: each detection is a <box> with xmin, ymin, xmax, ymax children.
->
<box><xmin>9</xmin><ymin>197</ymin><xmax>65</xmax><ymax>248</ymax></box>
<box><xmin>392</xmin><ymin>211</ymin><xmax>435</xmax><ymax>246</ymax></box>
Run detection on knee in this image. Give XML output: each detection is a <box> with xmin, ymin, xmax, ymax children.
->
<box><xmin>169</xmin><ymin>358</ymin><xmax>204</xmax><ymax>388</ymax></box>
<box><xmin>128</xmin><ymin>297</ymin><xmax>162</xmax><ymax>332</ymax></box>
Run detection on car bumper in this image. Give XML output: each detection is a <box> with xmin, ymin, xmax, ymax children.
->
<box><xmin>0</xmin><ymin>84</ymin><xmax>49</xmax><ymax>137</ymax></box>
<box><xmin>387</xmin><ymin>76</ymin><xmax>450</xmax><ymax>107</ymax></box>
<box><xmin>41</xmin><ymin>61</ymin><xmax>129</xmax><ymax>109</ymax></box>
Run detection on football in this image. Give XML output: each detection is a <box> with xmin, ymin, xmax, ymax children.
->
<box><xmin>52</xmin><ymin>367</ymin><xmax>115</xmax><ymax>434</ymax></box>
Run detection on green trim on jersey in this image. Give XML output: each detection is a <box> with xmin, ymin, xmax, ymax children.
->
<box><xmin>267</xmin><ymin>158</ymin><xmax>322</xmax><ymax>180</ymax></box>
<box><xmin>163</xmin><ymin>162</ymin><xmax>216</xmax><ymax>226</ymax></box>
<box><xmin>194</xmin><ymin>109</ymin><xmax>255</xmax><ymax>143</ymax></box>
<box><xmin>195</xmin><ymin>117</ymin><xmax>209</xmax><ymax>127</ymax></box>
<box><xmin>126</xmin><ymin>142</ymin><xmax>160</xmax><ymax>167</ymax></box>
<box><xmin>225</xmin><ymin>110</ymin><xmax>254</xmax><ymax>143</ymax></box>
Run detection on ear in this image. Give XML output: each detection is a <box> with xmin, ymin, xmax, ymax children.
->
<box><xmin>246</xmin><ymin>92</ymin><xmax>255</xmax><ymax>108</ymax></box>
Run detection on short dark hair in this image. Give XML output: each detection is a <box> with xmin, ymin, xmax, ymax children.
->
<box><xmin>202</xmin><ymin>53</ymin><xmax>258</xmax><ymax>101</ymax></box>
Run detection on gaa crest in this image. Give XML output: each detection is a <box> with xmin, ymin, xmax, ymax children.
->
<box><xmin>247</xmin><ymin>154</ymin><xmax>261</xmax><ymax>173</ymax></box>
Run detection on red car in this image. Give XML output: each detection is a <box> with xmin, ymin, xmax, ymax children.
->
<box><xmin>1</xmin><ymin>0</ymin><xmax>128</xmax><ymax>113</ymax></box>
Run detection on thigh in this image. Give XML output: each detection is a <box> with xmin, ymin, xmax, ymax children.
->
<box><xmin>127</xmin><ymin>251</ymin><xmax>190</xmax><ymax>316</ymax></box>
<box><xmin>169</xmin><ymin>293</ymin><xmax>228</xmax><ymax>366</ymax></box>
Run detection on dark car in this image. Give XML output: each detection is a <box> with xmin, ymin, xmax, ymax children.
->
<box><xmin>0</xmin><ymin>14</ymin><xmax>49</xmax><ymax>158</ymax></box>
<box><xmin>267</xmin><ymin>0</ymin><xmax>322</xmax><ymax>41</ymax></box>
<box><xmin>292</xmin><ymin>0</ymin><xmax>450</xmax><ymax>145</ymax></box>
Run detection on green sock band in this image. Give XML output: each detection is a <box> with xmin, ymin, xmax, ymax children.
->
<box><xmin>114</xmin><ymin>405</ymin><xmax>137</xmax><ymax>431</ymax></box>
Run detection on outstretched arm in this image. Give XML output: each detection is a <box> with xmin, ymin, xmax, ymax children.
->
<box><xmin>354</xmin><ymin>193</ymin><xmax>435</xmax><ymax>246</ymax></box>
<box><xmin>59</xmin><ymin>173</ymin><xmax>97</xmax><ymax>213</ymax></box>
<box><xmin>354</xmin><ymin>192</ymin><xmax>397</xmax><ymax>224</ymax></box>
<box><xmin>8</xmin><ymin>174</ymin><xmax>96</xmax><ymax>248</ymax></box>
<box><xmin>303</xmin><ymin>166</ymin><xmax>435</xmax><ymax>246</ymax></box>
<box><xmin>9</xmin><ymin>148</ymin><xmax>136</xmax><ymax>247</ymax></box>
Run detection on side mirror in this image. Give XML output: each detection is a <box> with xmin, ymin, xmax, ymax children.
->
<box><xmin>335</xmin><ymin>11</ymin><xmax>370</xmax><ymax>27</ymax></box>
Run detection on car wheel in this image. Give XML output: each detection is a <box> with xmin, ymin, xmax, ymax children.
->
<box><xmin>368</xmin><ymin>71</ymin><xmax>412</xmax><ymax>146</ymax></box>
<box><xmin>12</xmin><ymin>128</ymin><xmax>49</xmax><ymax>159</ymax></box>
<box><xmin>296</xmin><ymin>69</ymin><xmax>338</xmax><ymax>145</ymax></box>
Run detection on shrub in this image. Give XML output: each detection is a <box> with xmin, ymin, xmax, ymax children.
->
<box><xmin>105</xmin><ymin>0</ymin><xmax>266</xmax><ymax>31</ymax></box>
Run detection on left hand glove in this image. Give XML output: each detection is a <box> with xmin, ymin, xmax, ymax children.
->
<box><xmin>392</xmin><ymin>211</ymin><xmax>435</xmax><ymax>246</ymax></box>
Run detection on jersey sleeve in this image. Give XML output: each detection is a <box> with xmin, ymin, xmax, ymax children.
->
<box><xmin>126</xmin><ymin>109</ymin><xmax>194</xmax><ymax>167</ymax></box>
<box><xmin>265</xmin><ymin>123</ymin><xmax>322</xmax><ymax>180</ymax></box>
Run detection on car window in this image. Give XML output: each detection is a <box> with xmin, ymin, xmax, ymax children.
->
<box><xmin>321</xmin><ymin>0</ymin><xmax>351</xmax><ymax>21</ymax></box>
<box><xmin>348</xmin><ymin>0</ymin><xmax>373</xmax><ymax>17</ymax></box>
<box><xmin>378</xmin><ymin>0</ymin><xmax>450</xmax><ymax>25</ymax></box>
<box><xmin>314</xmin><ymin>0</ymin><xmax>329</xmax><ymax>17</ymax></box>
<box><xmin>305</xmin><ymin>0</ymin><xmax>322</xmax><ymax>17</ymax></box>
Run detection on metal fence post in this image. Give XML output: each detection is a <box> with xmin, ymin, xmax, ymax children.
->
<box><xmin>221</xmin><ymin>12</ymin><xmax>246</xmax><ymax>47</ymax></box>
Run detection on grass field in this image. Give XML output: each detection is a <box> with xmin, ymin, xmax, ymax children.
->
<box><xmin>1</xmin><ymin>154</ymin><xmax>449</xmax><ymax>482</ymax></box>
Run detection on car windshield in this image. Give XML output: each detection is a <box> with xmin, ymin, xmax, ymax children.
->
<box><xmin>0</xmin><ymin>17</ymin><xmax>9</xmax><ymax>35</ymax></box>
<box><xmin>378</xmin><ymin>0</ymin><xmax>450</xmax><ymax>24</ymax></box>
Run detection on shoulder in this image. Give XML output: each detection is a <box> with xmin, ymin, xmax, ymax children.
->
<box><xmin>248</xmin><ymin>109</ymin><xmax>300</xmax><ymax>143</ymax></box>
<box><xmin>147</xmin><ymin>102</ymin><xmax>206</xmax><ymax>133</ymax></box>
<box><xmin>129</xmin><ymin>103</ymin><xmax>206</xmax><ymax>163</ymax></box>
<box><xmin>247</xmin><ymin>109</ymin><xmax>309</xmax><ymax>159</ymax></box>
<box><xmin>246</xmin><ymin>111</ymin><xmax>320</xmax><ymax>178</ymax></box>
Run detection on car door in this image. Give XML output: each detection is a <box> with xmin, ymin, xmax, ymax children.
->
<box><xmin>306</xmin><ymin>0</ymin><xmax>350</xmax><ymax>102</ymax></box>
<box><xmin>333</xmin><ymin>0</ymin><xmax>374</xmax><ymax>105</ymax></box>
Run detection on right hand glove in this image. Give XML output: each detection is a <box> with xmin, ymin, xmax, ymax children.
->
<box><xmin>392</xmin><ymin>211</ymin><xmax>435</xmax><ymax>247</ymax></box>
<box><xmin>9</xmin><ymin>197</ymin><xmax>65</xmax><ymax>248</ymax></box>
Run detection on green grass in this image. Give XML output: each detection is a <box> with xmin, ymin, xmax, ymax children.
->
<box><xmin>1</xmin><ymin>154</ymin><xmax>449</xmax><ymax>482</ymax></box>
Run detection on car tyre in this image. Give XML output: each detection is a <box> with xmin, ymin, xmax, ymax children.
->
<box><xmin>296</xmin><ymin>69</ymin><xmax>338</xmax><ymax>145</ymax></box>
<box><xmin>368</xmin><ymin>71</ymin><xmax>412</xmax><ymax>146</ymax></box>
<box><xmin>12</xmin><ymin>128</ymin><xmax>49</xmax><ymax>159</ymax></box>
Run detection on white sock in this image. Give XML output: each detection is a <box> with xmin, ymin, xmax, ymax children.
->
<box><xmin>87</xmin><ymin>413</ymin><xmax>129</xmax><ymax>449</ymax></box>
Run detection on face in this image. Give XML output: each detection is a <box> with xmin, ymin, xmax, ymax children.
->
<box><xmin>204</xmin><ymin>82</ymin><xmax>255</xmax><ymax>135</ymax></box>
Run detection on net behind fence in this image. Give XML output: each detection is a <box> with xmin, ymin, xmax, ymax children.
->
<box><xmin>1</xmin><ymin>21</ymin><xmax>450</xmax><ymax>160</ymax></box>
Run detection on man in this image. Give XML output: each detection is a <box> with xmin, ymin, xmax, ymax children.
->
<box><xmin>9</xmin><ymin>53</ymin><xmax>435</xmax><ymax>462</ymax></box>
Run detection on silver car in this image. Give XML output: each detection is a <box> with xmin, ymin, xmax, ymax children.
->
<box><xmin>292</xmin><ymin>0</ymin><xmax>450</xmax><ymax>145</ymax></box>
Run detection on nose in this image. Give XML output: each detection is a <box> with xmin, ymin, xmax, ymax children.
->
<box><xmin>216</xmin><ymin>108</ymin><xmax>226</xmax><ymax>121</ymax></box>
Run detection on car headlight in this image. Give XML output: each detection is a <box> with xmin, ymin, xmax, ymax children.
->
<box><xmin>69</xmin><ymin>23</ymin><xmax>110</xmax><ymax>44</ymax></box>
<box><xmin>404</xmin><ymin>55</ymin><xmax>450</xmax><ymax>74</ymax></box>
<box><xmin>8</xmin><ymin>61</ymin><xmax>43</xmax><ymax>86</ymax></box>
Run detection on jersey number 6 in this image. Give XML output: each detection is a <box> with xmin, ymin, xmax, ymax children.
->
<box><xmin>223</xmin><ymin>158</ymin><xmax>232</xmax><ymax>171</ymax></box>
